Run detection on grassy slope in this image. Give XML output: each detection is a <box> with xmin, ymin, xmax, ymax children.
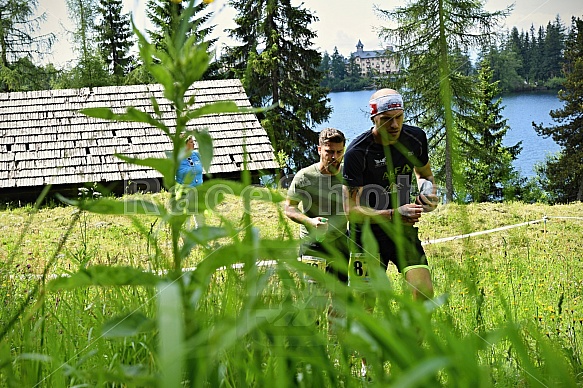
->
<box><xmin>2</xmin><ymin>195</ymin><xmax>582</xmax><ymax>273</ymax></box>
<box><xmin>1</xmin><ymin>196</ymin><xmax>582</xmax><ymax>385</ymax></box>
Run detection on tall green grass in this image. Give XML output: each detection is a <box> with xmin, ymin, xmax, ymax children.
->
<box><xmin>1</xmin><ymin>0</ymin><xmax>583</xmax><ymax>386</ymax></box>
<box><xmin>1</xmin><ymin>194</ymin><xmax>583</xmax><ymax>386</ymax></box>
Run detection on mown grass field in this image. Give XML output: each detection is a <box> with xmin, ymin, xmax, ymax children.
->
<box><xmin>1</xmin><ymin>194</ymin><xmax>582</xmax><ymax>386</ymax></box>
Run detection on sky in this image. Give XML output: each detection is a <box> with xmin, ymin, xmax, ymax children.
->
<box><xmin>35</xmin><ymin>0</ymin><xmax>583</xmax><ymax>68</ymax></box>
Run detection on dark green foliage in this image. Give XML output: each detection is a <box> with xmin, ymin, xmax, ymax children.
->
<box><xmin>220</xmin><ymin>0</ymin><xmax>331</xmax><ymax>170</ymax></box>
<box><xmin>330</xmin><ymin>46</ymin><xmax>347</xmax><ymax>80</ymax></box>
<box><xmin>0</xmin><ymin>0</ymin><xmax>55</xmax><ymax>91</ymax></box>
<box><xmin>53</xmin><ymin>51</ymin><xmax>113</xmax><ymax>88</ymax></box>
<box><xmin>318</xmin><ymin>47</ymin><xmax>370</xmax><ymax>92</ymax></box>
<box><xmin>145</xmin><ymin>0</ymin><xmax>219</xmax><ymax>79</ymax></box>
<box><xmin>487</xmin><ymin>17</ymin><xmax>568</xmax><ymax>92</ymax></box>
<box><xmin>0</xmin><ymin>57</ymin><xmax>55</xmax><ymax>91</ymax></box>
<box><xmin>95</xmin><ymin>0</ymin><xmax>134</xmax><ymax>82</ymax></box>
<box><xmin>459</xmin><ymin>59</ymin><xmax>523</xmax><ymax>202</ymax></box>
<box><xmin>541</xmin><ymin>16</ymin><xmax>567</xmax><ymax>81</ymax></box>
<box><xmin>375</xmin><ymin>0</ymin><xmax>509</xmax><ymax>201</ymax></box>
<box><xmin>483</xmin><ymin>43</ymin><xmax>525</xmax><ymax>92</ymax></box>
<box><xmin>533</xmin><ymin>17</ymin><xmax>583</xmax><ymax>203</ymax></box>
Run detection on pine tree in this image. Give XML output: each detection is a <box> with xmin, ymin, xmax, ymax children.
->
<box><xmin>375</xmin><ymin>0</ymin><xmax>511</xmax><ymax>202</ymax></box>
<box><xmin>509</xmin><ymin>26</ymin><xmax>526</xmax><ymax>79</ymax></box>
<box><xmin>460</xmin><ymin>59</ymin><xmax>522</xmax><ymax>201</ymax></box>
<box><xmin>330</xmin><ymin>47</ymin><xmax>346</xmax><ymax>80</ymax></box>
<box><xmin>486</xmin><ymin>41</ymin><xmax>523</xmax><ymax>92</ymax></box>
<box><xmin>318</xmin><ymin>51</ymin><xmax>331</xmax><ymax>88</ymax></box>
<box><xmin>221</xmin><ymin>0</ymin><xmax>331</xmax><ymax>169</ymax></box>
<box><xmin>146</xmin><ymin>0</ymin><xmax>217</xmax><ymax>78</ymax></box>
<box><xmin>533</xmin><ymin>17</ymin><xmax>583</xmax><ymax>202</ymax></box>
<box><xmin>541</xmin><ymin>16</ymin><xmax>566</xmax><ymax>81</ymax></box>
<box><xmin>521</xmin><ymin>30</ymin><xmax>531</xmax><ymax>82</ymax></box>
<box><xmin>95</xmin><ymin>0</ymin><xmax>134</xmax><ymax>83</ymax></box>
<box><xmin>0</xmin><ymin>0</ymin><xmax>55</xmax><ymax>91</ymax></box>
<box><xmin>347</xmin><ymin>55</ymin><xmax>361</xmax><ymax>78</ymax></box>
<box><xmin>526</xmin><ymin>25</ymin><xmax>543</xmax><ymax>83</ymax></box>
<box><xmin>65</xmin><ymin>0</ymin><xmax>112</xmax><ymax>88</ymax></box>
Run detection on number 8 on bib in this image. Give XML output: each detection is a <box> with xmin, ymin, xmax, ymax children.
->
<box><xmin>348</xmin><ymin>253</ymin><xmax>371</xmax><ymax>288</ymax></box>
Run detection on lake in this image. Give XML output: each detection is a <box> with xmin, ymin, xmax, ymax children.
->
<box><xmin>315</xmin><ymin>90</ymin><xmax>563</xmax><ymax>178</ymax></box>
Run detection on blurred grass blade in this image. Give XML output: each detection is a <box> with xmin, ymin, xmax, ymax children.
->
<box><xmin>57</xmin><ymin>195</ymin><xmax>166</xmax><ymax>216</ymax></box>
<box><xmin>47</xmin><ymin>266</ymin><xmax>161</xmax><ymax>290</ymax></box>
<box><xmin>157</xmin><ymin>281</ymin><xmax>184</xmax><ymax>388</ymax></box>
<box><xmin>394</xmin><ymin>356</ymin><xmax>451</xmax><ymax>387</ymax></box>
<box><xmin>101</xmin><ymin>312</ymin><xmax>155</xmax><ymax>338</ymax></box>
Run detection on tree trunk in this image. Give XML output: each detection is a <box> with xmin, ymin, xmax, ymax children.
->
<box><xmin>438</xmin><ymin>0</ymin><xmax>455</xmax><ymax>203</ymax></box>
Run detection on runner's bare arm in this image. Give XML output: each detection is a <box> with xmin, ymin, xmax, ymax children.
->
<box><xmin>284</xmin><ymin>198</ymin><xmax>320</xmax><ymax>228</ymax></box>
<box><xmin>342</xmin><ymin>185</ymin><xmax>394</xmax><ymax>224</ymax></box>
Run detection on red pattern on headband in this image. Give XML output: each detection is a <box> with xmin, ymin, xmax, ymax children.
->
<box><xmin>369</xmin><ymin>94</ymin><xmax>404</xmax><ymax>117</ymax></box>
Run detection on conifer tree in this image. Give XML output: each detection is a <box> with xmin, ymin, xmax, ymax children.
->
<box><xmin>330</xmin><ymin>47</ymin><xmax>346</xmax><ymax>80</ymax></box>
<box><xmin>0</xmin><ymin>0</ymin><xmax>55</xmax><ymax>91</ymax></box>
<box><xmin>65</xmin><ymin>0</ymin><xmax>111</xmax><ymax>88</ymax></box>
<box><xmin>146</xmin><ymin>0</ymin><xmax>218</xmax><ymax>78</ymax></box>
<box><xmin>533</xmin><ymin>16</ymin><xmax>583</xmax><ymax>202</ymax></box>
<box><xmin>485</xmin><ymin>42</ymin><xmax>523</xmax><ymax>92</ymax></box>
<box><xmin>527</xmin><ymin>24</ymin><xmax>541</xmax><ymax>83</ymax></box>
<box><xmin>347</xmin><ymin>55</ymin><xmax>361</xmax><ymax>78</ymax></box>
<box><xmin>541</xmin><ymin>16</ymin><xmax>566</xmax><ymax>81</ymax></box>
<box><xmin>460</xmin><ymin>59</ymin><xmax>522</xmax><ymax>202</ymax></box>
<box><xmin>221</xmin><ymin>0</ymin><xmax>331</xmax><ymax>169</ymax></box>
<box><xmin>375</xmin><ymin>0</ymin><xmax>510</xmax><ymax>202</ymax></box>
<box><xmin>95</xmin><ymin>0</ymin><xmax>134</xmax><ymax>83</ymax></box>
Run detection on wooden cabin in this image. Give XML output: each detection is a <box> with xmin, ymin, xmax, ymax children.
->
<box><xmin>0</xmin><ymin>79</ymin><xmax>278</xmax><ymax>202</ymax></box>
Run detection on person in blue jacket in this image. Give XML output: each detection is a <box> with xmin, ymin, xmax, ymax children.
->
<box><xmin>176</xmin><ymin>135</ymin><xmax>203</xmax><ymax>187</ymax></box>
<box><xmin>175</xmin><ymin>134</ymin><xmax>205</xmax><ymax>228</ymax></box>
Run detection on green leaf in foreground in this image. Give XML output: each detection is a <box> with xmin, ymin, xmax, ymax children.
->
<box><xmin>184</xmin><ymin>101</ymin><xmax>241</xmax><ymax>119</ymax></box>
<box><xmin>191</xmin><ymin>130</ymin><xmax>213</xmax><ymax>172</ymax></box>
<box><xmin>101</xmin><ymin>312</ymin><xmax>156</xmax><ymax>338</ymax></box>
<box><xmin>79</xmin><ymin>107</ymin><xmax>169</xmax><ymax>134</ymax></box>
<box><xmin>115</xmin><ymin>154</ymin><xmax>176</xmax><ymax>189</ymax></box>
<box><xmin>47</xmin><ymin>266</ymin><xmax>161</xmax><ymax>291</ymax></box>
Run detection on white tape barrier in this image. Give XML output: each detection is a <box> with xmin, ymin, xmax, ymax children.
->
<box><xmin>546</xmin><ymin>216</ymin><xmax>583</xmax><ymax>221</ymax></box>
<box><xmin>422</xmin><ymin>215</ymin><xmax>583</xmax><ymax>246</ymax></box>
<box><xmin>421</xmin><ymin>218</ymin><xmax>546</xmax><ymax>245</ymax></box>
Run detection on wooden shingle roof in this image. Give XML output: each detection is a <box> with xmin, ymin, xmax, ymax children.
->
<box><xmin>0</xmin><ymin>79</ymin><xmax>278</xmax><ymax>190</ymax></box>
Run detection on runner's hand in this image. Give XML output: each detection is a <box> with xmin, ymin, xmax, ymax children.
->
<box><xmin>396</xmin><ymin>204</ymin><xmax>423</xmax><ymax>225</ymax></box>
<box><xmin>415</xmin><ymin>193</ymin><xmax>439</xmax><ymax>212</ymax></box>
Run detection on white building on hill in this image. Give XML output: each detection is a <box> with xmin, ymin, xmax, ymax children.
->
<box><xmin>351</xmin><ymin>40</ymin><xmax>399</xmax><ymax>77</ymax></box>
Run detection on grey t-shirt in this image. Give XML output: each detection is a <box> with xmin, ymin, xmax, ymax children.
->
<box><xmin>287</xmin><ymin>163</ymin><xmax>347</xmax><ymax>242</ymax></box>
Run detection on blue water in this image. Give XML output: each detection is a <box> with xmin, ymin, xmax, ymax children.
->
<box><xmin>316</xmin><ymin>90</ymin><xmax>563</xmax><ymax>178</ymax></box>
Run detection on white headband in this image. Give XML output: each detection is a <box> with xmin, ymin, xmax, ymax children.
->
<box><xmin>369</xmin><ymin>94</ymin><xmax>404</xmax><ymax>117</ymax></box>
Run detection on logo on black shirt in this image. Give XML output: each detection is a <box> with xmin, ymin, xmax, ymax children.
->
<box><xmin>374</xmin><ymin>157</ymin><xmax>386</xmax><ymax>168</ymax></box>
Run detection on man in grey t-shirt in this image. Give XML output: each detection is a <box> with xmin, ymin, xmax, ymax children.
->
<box><xmin>285</xmin><ymin>128</ymin><xmax>349</xmax><ymax>283</ymax></box>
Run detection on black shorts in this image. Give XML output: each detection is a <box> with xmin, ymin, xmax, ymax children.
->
<box><xmin>299</xmin><ymin>236</ymin><xmax>349</xmax><ymax>284</ymax></box>
<box><xmin>351</xmin><ymin>225</ymin><xmax>427</xmax><ymax>273</ymax></box>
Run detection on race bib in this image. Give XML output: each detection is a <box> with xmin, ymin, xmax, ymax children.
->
<box><xmin>348</xmin><ymin>253</ymin><xmax>373</xmax><ymax>288</ymax></box>
<box><xmin>300</xmin><ymin>255</ymin><xmax>327</xmax><ymax>284</ymax></box>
